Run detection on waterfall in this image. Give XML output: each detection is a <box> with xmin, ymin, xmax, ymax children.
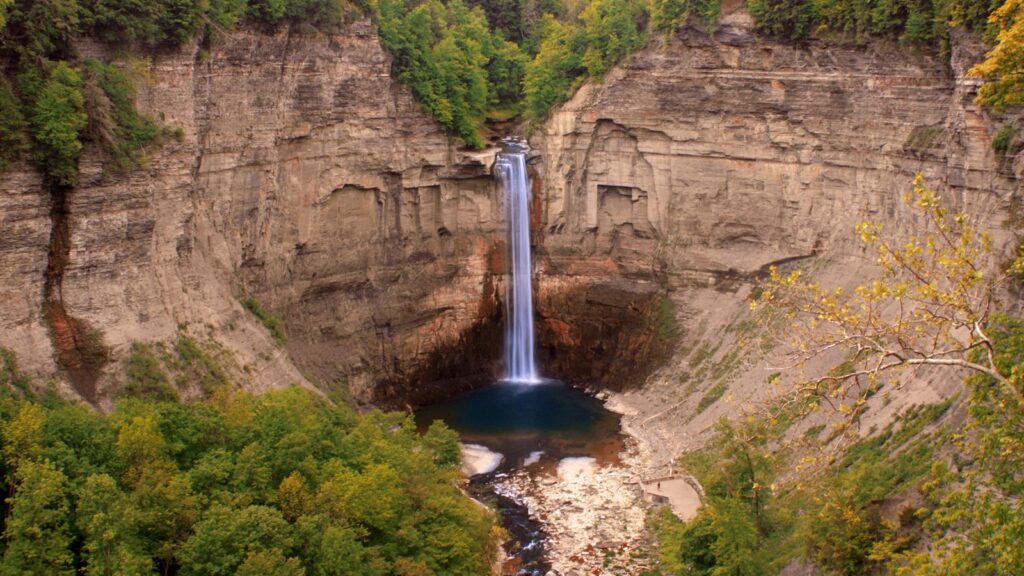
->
<box><xmin>495</xmin><ymin>142</ymin><xmax>539</xmax><ymax>384</ymax></box>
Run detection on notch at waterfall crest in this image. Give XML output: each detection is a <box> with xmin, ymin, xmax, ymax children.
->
<box><xmin>495</xmin><ymin>141</ymin><xmax>539</xmax><ymax>384</ymax></box>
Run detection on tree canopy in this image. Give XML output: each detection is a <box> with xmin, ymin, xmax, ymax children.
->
<box><xmin>0</xmin><ymin>385</ymin><xmax>495</xmax><ymax>575</ymax></box>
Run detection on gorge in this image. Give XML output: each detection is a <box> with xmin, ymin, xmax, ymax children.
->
<box><xmin>1</xmin><ymin>0</ymin><xmax>1023</xmax><ymax>573</ymax></box>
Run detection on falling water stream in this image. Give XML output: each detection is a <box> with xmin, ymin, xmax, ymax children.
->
<box><xmin>494</xmin><ymin>141</ymin><xmax>538</xmax><ymax>383</ymax></box>
<box><xmin>416</xmin><ymin>141</ymin><xmax>627</xmax><ymax>575</ymax></box>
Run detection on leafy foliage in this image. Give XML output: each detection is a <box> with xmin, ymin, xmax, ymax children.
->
<box><xmin>522</xmin><ymin>0</ymin><xmax>644</xmax><ymax>120</ymax></box>
<box><xmin>81</xmin><ymin>59</ymin><xmax>162</xmax><ymax>171</ymax></box>
<box><xmin>0</xmin><ymin>77</ymin><xmax>29</xmax><ymax>170</ymax></box>
<box><xmin>30</xmin><ymin>62</ymin><xmax>88</xmax><ymax>186</ymax></box>
<box><xmin>124</xmin><ymin>342</ymin><xmax>178</xmax><ymax>401</ymax></box>
<box><xmin>661</xmin><ymin>174</ymin><xmax>1024</xmax><ymax>575</ymax></box>
<box><xmin>754</xmin><ymin>174</ymin><xmax>1019</xmax><ymax>438</ymax></box>
<box><xmin>242</xmin><ymin>297</ymin><xmax>288</xmax><ymax>345</ymax></box>
<box><xmin>651</xmin><ymin>0</ymin><xmax>719</xmax><ymax>35</ymax></box>
<box><xmin>656</xmin><ymin>403</ymin><xmax>951</xmax><ymax>575</ymax></box>
<box><xmin>371</xmin><ymin>0</ymin><xmax>526</xmax><ymax>147</ymax></box>
<box><xmin>0</xmin><ymin>386</ymin><xmax>494</xmax><ymax>575</ymax></box>
<box><xmin>747</xmin><ymin>0</ymin><xmax>1000</xmax><ymax>42</ymax></box>
<box><xmin>972</xmin><ymin>0</ymin><xmax>1024</xmax><ymax>109</ymax></box>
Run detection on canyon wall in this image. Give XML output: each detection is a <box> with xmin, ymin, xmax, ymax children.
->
<box><xmin>1</xmin><ymin>10</ymin><xmax>1020</xmax><ymax>408</ymax></box>
<box><xmin>531</xmin><ymin>8</ymin><xmax>1021</xmax><ymax>456</ymax></box>
<box><xmin>0</xmin><ymin>21</ymin><xmax>507</xmax><ymax>405</ymax></box>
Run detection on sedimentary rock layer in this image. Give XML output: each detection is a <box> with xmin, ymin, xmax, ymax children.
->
<box><xmin>0</xmin><ymin>21</ymin><xmax>506</xmax><ymax>403</ymax></box>
<box><xmin>530</xmin><ymin>18</ymin><xmax>1019</xmax><ymax>389</ymax></box>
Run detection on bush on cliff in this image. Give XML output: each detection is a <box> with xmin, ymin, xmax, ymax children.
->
<box><xmin>30</xmin><ymin>62</ymin><xmax>88</xmax><ymax>186</ymax></box>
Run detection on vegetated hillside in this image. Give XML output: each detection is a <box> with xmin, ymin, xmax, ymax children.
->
<box><xmin>0</xmin><ymin>365</ymin><xmax>496</xmax><ymax>575</ymax></box>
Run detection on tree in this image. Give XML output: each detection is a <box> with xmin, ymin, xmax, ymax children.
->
<box><xmin>746</xmin><ymin>0</ymin><xmax>817</xmax><ymax>40</ymax></box>
<box><xmin>423</xmin><ymin>420</ymin><xmax>461</xmax><ymax>468</ymax></box>
<box><xmin>708</xmin><ymin>497</ymin><xmax>768</xmax><ymax>576</ymax></box>
<box><xmin>236</xmin><ymin>549</ymin><xmax>305</xmax><ymax>576</ymax></box>
<box><xmin>971</xmin><ymin>0</ymin><xmax>1024</xmax><ymax>109</ymax></box>
<box><xmin>650</xmin><ymin>0</ymin><xmax>719</xmax><ymax>35</ymax></box>
<box><xmin>754</xmin><ymin>174</ymin><xmax>1022</xmax><ymax>434</ymax></box>
<box><xmin>30</xmin><ymin>62</ymin><xmax>88</xmax><ymax>186</ymax></box>
<box><xmin>1</xmin><ymin>460</ymin><xmax>75</xmax><ymax>576</ymax></box>
<box><xmin>178</xmin><ymin>504</ymin><xmax>295</xmax><ymax>576</ymax></box>
<box><xmin>2</xmin><ymin>403</ymin><xmax>46</xmax><ymax>475</ymax></box>
<box><xmin>0</xmin><ymin>0</ymin><xmax>11</xmax><ymax>30</ymax></box>
<box><xmin>523</xmin><ymin>15</ymin><xmax>584</xmax><ymax>120</ymax></box>
<box><xmin>77</xmin><ymin>474</ymin><xmax>153</xmax><ymax>576</ymax></box>
<box><xmin>0</xmin><ymin>77</ymin><xmax>29</xmax><ymax>169</ymax></box>
<box><xmin>579</xmin><ymin>0</ymin><xmax>643</xmax><ymax>79</ymax></box>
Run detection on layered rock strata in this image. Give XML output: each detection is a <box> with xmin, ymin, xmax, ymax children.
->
<box><xmin>530</xmin><ymin>16</ymin><xmax>1020</xmax><ymax>392</ymax></box>
<box><xmin>0</xmin><ymin>21</ymin><xmax>508</xmax><ymax>404</ymax></box>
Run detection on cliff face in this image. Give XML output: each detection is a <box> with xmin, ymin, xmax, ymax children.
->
<box><xmin>530</xmin><ymin>13</ymin><xmax>1021</xmax><ymax>463</ymax></box>
<box><xmin>0</xmin><ymin>14</ymin><xmax>1019</xmax><ymax>407</ymax></box>
<box><xmin>529</xmin><ymin>16</ymin><xmax>1019</xmax><ymax>390</ymax></box>
<box><xmin>0</xmin><ymin>21</ymin><xmax>506</xmax><ymax>405</ymax></box>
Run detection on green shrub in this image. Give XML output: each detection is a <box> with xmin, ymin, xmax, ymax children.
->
<box><xmin>123</xmin><ymin>342</ymin><xmax>178</xmax><ymax>401</ymax></box>
<box><xmin>0</xmin><ymin>76</ymin><xmax>29</xmax><ymax>170</ymax></box>
<box><xmin>696</xmin><ymin>381</ymin><xmax>729</xmax><ymax>412</ymax></box>
<box><xmin>993</xmin><ymin>123</ymin><xmax>1016</xmax><ymax>154</ymax></box>
<box><xmin>372</xmin><ymin>0</ymin><xmax>524</xmax><ymax>148</ymax></box>
<box><xmin>0</xmin><ymin>347</ymin><xmax>32</xmax><ymax>394</ymax></box>
<box><xmin>0</xmin><ymin>387</ymin><xmax>496</xmax><ymax>575</ymax></box>
<box><xmin>651</xmin><ymin>0</ymin><xmax>719</xmax><ymax>34</ymax></box>
<box><xmin>82</xmin><ymin>59</ymin><xmax>161</xmax><ymax>171</ymax></box>
<box><xmin>747</xmin><ymin>0</ymin><xmax>817</xmax><ymax>39</ymax></box>
<box><xmin>523</xmin><ymin>15</ymin><xmax>585</xmax><ymax>121</ymax></box>
<box><xmin>241</xmin><ymin>297</ymin><xmax>287</xmax><ymax>345</ymax></box>
<box><xmin>30</xmin><ymin>62</ymin><xmax>87</xmax><ymax>186</ymax></box>
<box><xmin>747</xmin><ymin>0</ymin><xmax>999</xmax><ymax>43</ymax></box>
<box><xmin>174</xmin><ymin>334</ymin><xmax>231</xmax><ymax>394</ymax></box>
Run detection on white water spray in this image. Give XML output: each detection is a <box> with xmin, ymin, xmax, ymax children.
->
<box><xmin>495</xmin><ymin>142</ymin><xmax>539</xmax><ymax>384</ymax></box>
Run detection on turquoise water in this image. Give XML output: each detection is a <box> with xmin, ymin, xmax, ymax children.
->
<box><xmin>415</xmin><ymin>380</ymin><xmax>624</xmax><ymax>470</ymax></box>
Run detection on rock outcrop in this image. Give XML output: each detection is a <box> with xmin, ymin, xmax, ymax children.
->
<box><xmin>530</xmin><ymin>14</ymin><xmax>1019</xmax><ymax>390</ymax></box>
<box><xmin>0</xmin><ymin>21</ymin><xmax>507</xmax><ymax>405</ymax></box>
<box><xmin>531</xmin><ymin>11</ymin><xmax>1021</xmax><ymax>462</ymax></box>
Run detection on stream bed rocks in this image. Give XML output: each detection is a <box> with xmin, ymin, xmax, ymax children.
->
<box><xmin>492</xmin><ymin>440</ymin><xmax>658</xmax><ymax>575</ymax></box>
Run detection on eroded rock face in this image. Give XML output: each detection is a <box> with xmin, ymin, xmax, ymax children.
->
<box><xmin>0</xmin><ymin>16</ymin><xmax>1019</xmax><ymax>406</ymax></box>
<box><xmin>0</xmin><ymin>21</ymin><xmax>507</xmax><ymax>404</ymax></box>
<box><xmin>529</xmin><ymin>22</ymin><xmax>1020</xmax><ymax>390</ymax></box>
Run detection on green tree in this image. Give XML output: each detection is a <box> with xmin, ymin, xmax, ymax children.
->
<box><xmin>523</xmin><ymin>15</ymin><xmax>584</xmax><ymax>120</ymax></box>
<box><xmin>423</xmin><ymin>420</ymin><xmax>461</xmax><ymax>468</ymax></box>
<box><xmin>30</xmin><ymin>62</ymin><xmax>87</xmax><ymax>186</ymax></box>
<box><xmin>1</xmin><ymin>460</ymin><xmax>75</xmax><ymax>576</ymax></box>
<box><xmin>0</xmin><ymin>0</ymin><xmax>11</xmax><ymax>30</ymax></box>
<box><xmin>0</xmin><ymin>77</ymin><xmax>29</xmax><ymax>169</ymax></box>
<box><xmin>236</xmin><ymin>548</ymin><xmax>305</xmax><ymax>576</ymax></box>
<box><xmin>579</xmin><ymin>0</ymin><xmax>644</xmax><ymax>78</ymax></box>
<box><xmin>746</xmin><ymin>0</ymin><xmax>817</xmax><ymax>39</ymax></box>
<box><xmin>2</xmin><ymin>0</ymin><xmax>81</xmax><ymax>64</ymax></box>
<box><xmin>2</xmin><ymin>403</ymin><xmax>46</xmax><ymax>475</ymax></box>
<box><xmin>651</xmin><ymin>0</ymin><xmax>719</xmax><ymax>34</ymax></box>
<box><xmin>77</xmin><ymin>474</ymin><xmax>153</xmax><ymax>576</ymax></box>
<box><xmin>708</xmin><ymin>497</ymin><xmax>769</xmax><ymax>576</ymax></box>
<box><xmin>178</xmin><ymin>504</ymin><xmax>295</xmax><ymax>576</ymax></box>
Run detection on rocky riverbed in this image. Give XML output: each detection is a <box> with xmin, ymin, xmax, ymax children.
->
<box><xmin>488</xmin><ymin>438</ymin><xmax>658</xmax><ymax>575</ymax></box>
